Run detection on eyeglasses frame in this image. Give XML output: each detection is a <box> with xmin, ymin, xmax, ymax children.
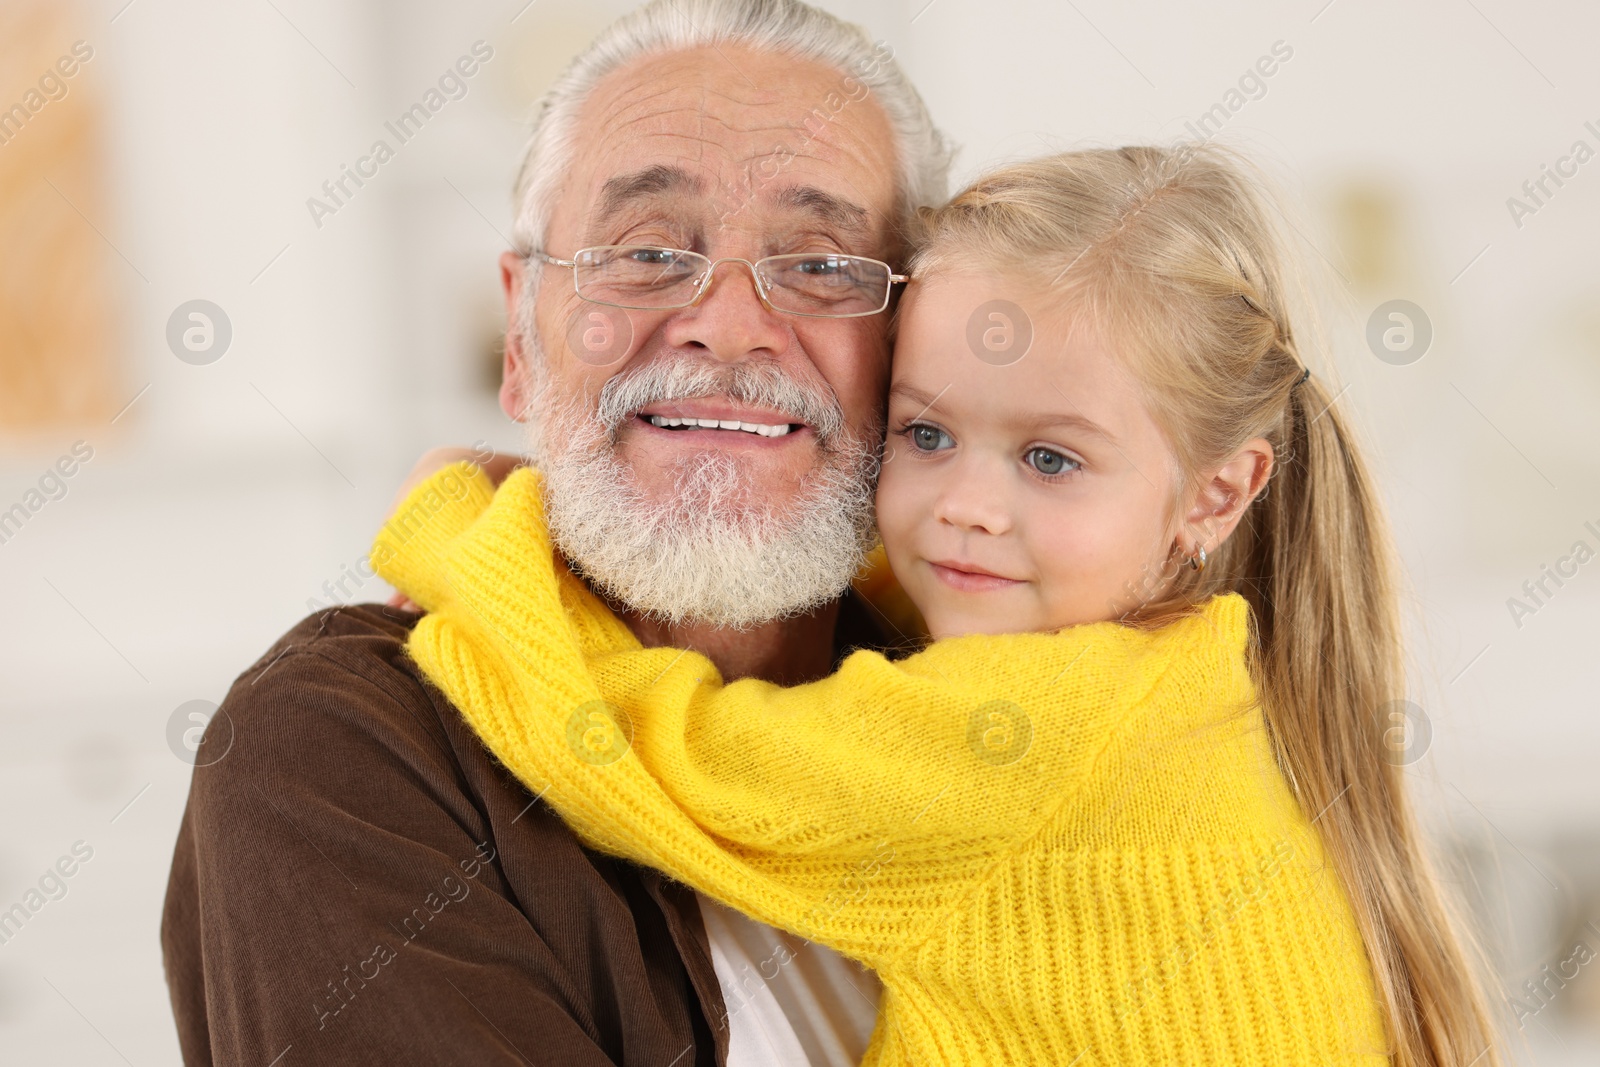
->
<box><xmin>529</xmin><ymin>245</ymin><xmax>911</xmax><ymax>319</ymax></box>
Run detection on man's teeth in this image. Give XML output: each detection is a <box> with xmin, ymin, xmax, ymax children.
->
<box><xmin>644</xmin><ymin>414</ymin><xmax>795</xmax><ymax>437</ymax></box>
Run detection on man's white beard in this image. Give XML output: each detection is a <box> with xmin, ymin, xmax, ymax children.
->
<box><xmin>525</xmin><ymin>356</ymin><xmax>880</xmax><ymax>631</ymax></box>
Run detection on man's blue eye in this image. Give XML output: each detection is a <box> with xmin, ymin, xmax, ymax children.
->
<box><xmin>909</xmin><ymin>425</ymin><xmax>952</xmax><ymax>451</ymax></box>
<box><xmin>629</xmin><ymin>249</ymin><xmax>678</xmax><ymax>265</ymax></box>
<box><xmin>793</xmin><ymin>257</ymin><xmax>843</xmax><ymax>275</ymax></box>
<box><xmin>1026</xmin><ymin>447</ymin><xmax>1076</xmax><ymax>476</ymax></box>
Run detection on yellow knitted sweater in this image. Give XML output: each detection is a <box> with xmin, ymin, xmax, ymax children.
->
<box><xmin>372</xmin><ymin>464</ymin><xmax>1390</xmax><ymax>1066</ymax></box>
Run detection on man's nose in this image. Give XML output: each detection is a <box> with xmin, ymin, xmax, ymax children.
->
<box><xmin>662</xmin><ymin>259</ymin><xmax>790</xmax><ymax>363</ymax></box>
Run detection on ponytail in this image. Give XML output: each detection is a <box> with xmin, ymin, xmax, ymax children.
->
<box><xmin>1234</xmin><ymin>373</ymin><xmax>1503</xmax><ymax>1067</ymax></box>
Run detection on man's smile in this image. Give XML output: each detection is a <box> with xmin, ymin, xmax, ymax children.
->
<box><xmin>634</xmin><ymin>398</ymin><xmax>814</xmax><ymax>444</ymax></box>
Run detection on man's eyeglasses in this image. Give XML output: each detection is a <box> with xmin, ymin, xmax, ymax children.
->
<box><xmin>531</xmin><ymin>245</ymin><xmax>909</xmax><ymax>318</ymax></box>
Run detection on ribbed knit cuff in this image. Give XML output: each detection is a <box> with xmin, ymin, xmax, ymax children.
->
<box><xmin>371</xmin><ymin>461</ymin><xmax>496</xmax><ymax>612</ymax></box>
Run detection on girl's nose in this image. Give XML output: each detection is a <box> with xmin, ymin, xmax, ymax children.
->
<box><xmin>932</xmin><ymin>468</ymin><xmax>1013</xmax><ymax>536</ymax></box>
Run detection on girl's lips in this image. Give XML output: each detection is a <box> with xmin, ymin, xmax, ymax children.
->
<box><xmin>926</xmin><ymin>560</ymin><xmax>1024</xmax><ymax>593</ymax></box>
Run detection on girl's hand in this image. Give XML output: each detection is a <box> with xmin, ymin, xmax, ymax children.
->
<box><xmin>384</xmin><ymin>446</ymin><xmax>526</xmax><ymax>611</ymax></box>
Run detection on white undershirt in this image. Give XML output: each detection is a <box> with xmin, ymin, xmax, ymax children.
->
<box><xmin>698</xmin><ymin>895</ymin><xmax>881</xmax><ymax>1066</ymax></box>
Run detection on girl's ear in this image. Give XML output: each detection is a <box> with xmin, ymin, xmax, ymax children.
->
<box><xmin>1181</xmin><ymin>437</ymin><xmax>1275</xmax><ymax>554</ymax></box>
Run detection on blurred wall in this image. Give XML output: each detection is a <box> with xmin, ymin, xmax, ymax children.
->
<box><xmin>0</xmin><ymin>0</ymin><xmax>1596</xmax><ymax>1061</ymax></box>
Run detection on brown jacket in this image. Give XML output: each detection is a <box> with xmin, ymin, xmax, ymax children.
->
<box><xmin>161</xmin><ymin>598</ymin><xmax>891</xmax><ymax>1066</ymax></box>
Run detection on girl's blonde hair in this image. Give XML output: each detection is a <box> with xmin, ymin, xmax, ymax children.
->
<box><xmin>913</xmin><ymin>146</ymin><xmax>1501</xmax><ymax>1067</ymax></box>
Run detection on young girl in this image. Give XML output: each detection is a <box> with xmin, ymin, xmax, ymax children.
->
<box><xmin>374</xmin><ymin>147</ymin><xmax>1500</xmax><ymax>1066</ymax></box>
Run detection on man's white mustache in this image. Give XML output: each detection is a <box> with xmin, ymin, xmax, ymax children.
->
<box><xmin>593</xmin><ymin>358</ymin><xmax>846</xmax><ymax>445</ymax></box>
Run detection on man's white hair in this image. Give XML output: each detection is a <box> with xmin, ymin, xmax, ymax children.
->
<box><xmin>509</xmin><ymin>0</ymin><xmax>953</xmax><ymax>261</ymax></box>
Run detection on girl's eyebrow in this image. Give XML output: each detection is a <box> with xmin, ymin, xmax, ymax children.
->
<box><xmin>887</xmin><ymin>381</ymin><xmax>954</xmax><ymax>422</ymax></box>
<box><xmin>1025</xmin><ymin>412</ymin><xmax>1120</xmax><ymax>446</ymax></box>
<box><xmin>891</xmin><ymin>382</ymin><xmax>1120</xmax><ymax>446</ymax></box>
<box><xmin>888</xmin><ymin>381</ymin><xmax>940</xmax><ymax>408</ymax></box>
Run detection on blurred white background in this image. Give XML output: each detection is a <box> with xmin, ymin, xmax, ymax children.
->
<box><xmin>1</xmin><ymin>0</ymin><xmax>1596</xmax><ymax>1061</ymax></box>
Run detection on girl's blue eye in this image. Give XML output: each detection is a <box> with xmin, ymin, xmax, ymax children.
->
<box><xmin>1026</xmin><ymin>447</ymin><xmax>1077</xmax><ymax>476</ymax></box>
<box><xmin>909</xmin><ymin>425</ymin><xmax>953</xmax><ymax>452</ymax></box>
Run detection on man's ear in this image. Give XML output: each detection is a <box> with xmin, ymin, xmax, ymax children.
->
<box><xmin>1181</xmin><ymin>437</ymin><xmax>1275</xmax><ymax>554</ymax></box>
<box><xmin>499</xmin><ymin>250</ymin><xmax>535</xmax><ymax>422</ymax></box>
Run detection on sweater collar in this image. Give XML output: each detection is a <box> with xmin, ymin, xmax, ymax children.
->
<box><xmin>373</xmin><ymin>462</ymin><xmax>1253</xmax><ymax>672</ymax></box>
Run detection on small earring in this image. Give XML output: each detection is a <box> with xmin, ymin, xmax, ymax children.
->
<box><xmin>1187</xmin><ymin>544</ymin><xmax>1208</xmax><ymax>572</ymax></box>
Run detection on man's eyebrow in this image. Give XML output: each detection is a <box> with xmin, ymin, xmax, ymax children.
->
<box><xmin>771</xmin><ymin>184</ymin><xmax>871</xmax><ymax>233</ymax></box>
<box><xmin>597</xmin><ymin>164</ymin><xmax>703</xmax><ymax>218</ymax></box>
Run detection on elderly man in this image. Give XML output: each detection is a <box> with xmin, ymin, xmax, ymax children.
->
<box><xmin>160</xmin><ymin>1</ymin><xmax>951</xmax><ymax>1064</ymax></box>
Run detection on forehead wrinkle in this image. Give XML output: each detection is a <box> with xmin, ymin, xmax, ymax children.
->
<box><xmin>569</xmin><ymin>55</ymin><xmax>899</xmax><ymax>250</ymax></box>
<box><xmin>597</xmin><ymin>82</ymin><xmax>816</xmax><ymax>143</ymax></box>
<box><xmin>593</xmin><ymin>80</ymin><xmax>690</xmax><ymax>121</ymax></box>
<box><xmin>582</xmin><ymin>43</ymin><xmax>891</xmax><ymax>149</ymax></box>
<box><xmin>593</xmin><ymin>103</ymin><xmax>717</xmax><ymax>146</ymax></box>
<box><xmin>676</xmin><ymin>84</ymin><xmax>814</xmax><ymax>133</ymax></box>
<box><xmin>587</xmin><ymin>132</ymin><xmax>879</xmax><ymax>213</ymax></box>
<box><xmin>611</xmin><ymin>110</ymin><xmax>812</xmax><ymax>154</ymax></box>
<box><xmin>588</xmin><ymin>96</ymin><xmax>806</xmax><ymax>185</ymax></box>
<box><xmin>584</xmin><ymin>54</ymin><xmax>893</xmax><ymax>170</ymax></box>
